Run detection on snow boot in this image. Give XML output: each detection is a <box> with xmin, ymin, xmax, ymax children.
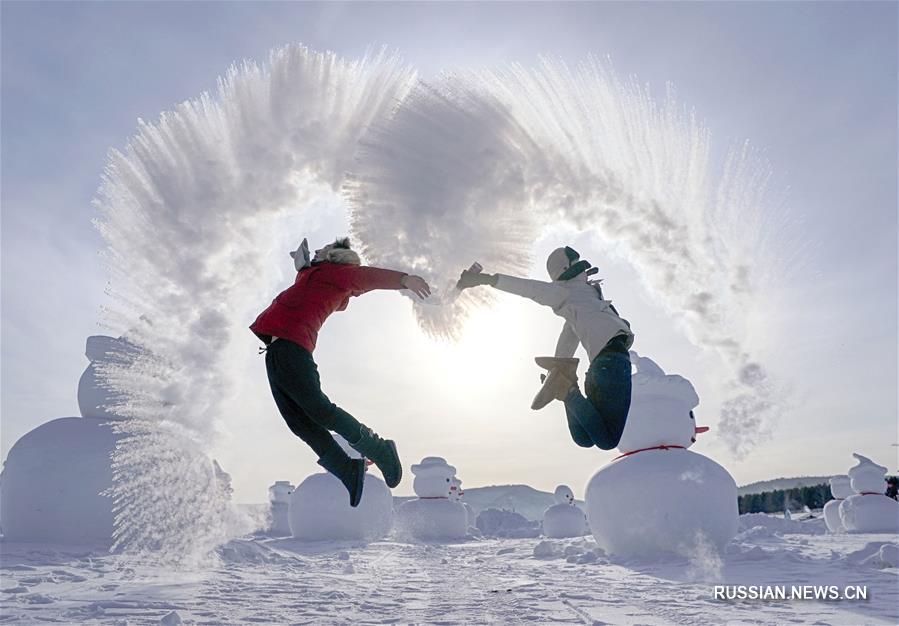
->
<box><xmin>531</xmin><ymin>357</ymin><xmax>579</xmax><ymax>410</ymax></box>
<box><xmin>317</xmin><ymin>454</ymin><xmax>366</xmax><ymax>508</ymax></box>
<box><xmin>349</xmin><ymin>426</ymin><xmax>402</xmax><ymax>488</ymax></box>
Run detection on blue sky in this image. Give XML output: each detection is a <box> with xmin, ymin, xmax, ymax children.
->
<box><xmin>2</xmin><ymin>2</ymin><xmax>896</xmax><ymax>501</ymax></box>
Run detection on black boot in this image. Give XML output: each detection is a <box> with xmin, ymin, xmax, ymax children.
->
<box><xmin>317</xmin><ymin>454</ymin><xmax>366</xmax><ymax>507</ymax></box>
<box><xmin>349</xmin><ymin>426</ymin><xmax>402</xmax><ymax>488</ymax></box>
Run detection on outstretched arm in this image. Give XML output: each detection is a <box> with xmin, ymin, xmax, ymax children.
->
<box><xmin>492</xmin><ymin>274</ymin><xmax>566</xmax><ymax>308</ymax></box>
<box><xmin>400</xmin><ymin>274</ymin><xmax>431</xmax><ymax>298</ymax></box>
<box><xmin>346</xmin><ymin>266</ymin><xmax>431</xmax><ymax>298</ymax></box>
<box><xmin>457</xmin><ymin>266</ymin><xmax>566</xmax><ymax>308</ymax></box>
<box><xmin>554</xmin><ymin>321</ymin><xmax>579</xmax><ymax>358</ymax></box>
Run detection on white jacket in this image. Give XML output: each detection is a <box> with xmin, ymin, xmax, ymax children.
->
<box><xmin>493</xmin><ymin>273</ymin><xmax>633</xmax><ymax>362</ymax></box>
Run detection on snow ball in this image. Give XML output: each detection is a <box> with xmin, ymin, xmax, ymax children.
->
<box><xmin>861</xmin><ymin>544</ymin><xmax>899</xmax><ymax>569</ymax></box>
<box><xmin>576</xmin><ymin>551</ymin><xmax>599</xmax><ymax>564</ymax></box>
<box><xmin>533</xmin><ymin>540</ymin><xmax>558</xmax><ymax>558</ymax></box>
<box><xmin>563</xmin><ymin>544</ymin><xmax>583</xmax><ymax>558</ymax></box>
<box><xmin>23</xmin><ymin>594</ymin><xmax>54</xmax><ymax>604</ymax></box>
<box><xmin>878</xmin><ymin>544</ymin><xmax>899</xmax><ymax>568</ymax></box>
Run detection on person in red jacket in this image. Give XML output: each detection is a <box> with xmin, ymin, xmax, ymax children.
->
<box><xmin>251</xmin><ymin>237</ymin><xmax>431</xmax><ymax>507</ymax></box>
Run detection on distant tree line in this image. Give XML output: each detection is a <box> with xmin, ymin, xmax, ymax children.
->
<box><xmin>738</xmin><ymin>483</ymin><xmax>832</xmax><ymax>514</ymax></box>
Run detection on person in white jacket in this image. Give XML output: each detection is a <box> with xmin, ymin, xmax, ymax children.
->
<box><xmin>457</xmin><ymin>246</ymin><xmax>634</xmax><ymax>450</ymax></box>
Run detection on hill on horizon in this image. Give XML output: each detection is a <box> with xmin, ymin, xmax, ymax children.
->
<box><xmin>394</xmin><ymin>484</ymin><xmax>583</xmax><ymax>521</ymax></box>
<box><xmin>736</xmin><ymin>476</ymin><xmax>832</xmax><ymax>496</ymax></box>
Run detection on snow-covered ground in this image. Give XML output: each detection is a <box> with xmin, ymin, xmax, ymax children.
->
<box><xmin>2</xmin><ymin>526</ymin><xmax>896</xmax><ymax>625</ymax></box>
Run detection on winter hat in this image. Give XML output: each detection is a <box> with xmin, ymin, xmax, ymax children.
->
<box><xmin>546</xmin><ymin>246</ymin><xmax>599</xmax><ymax>281</ymax></box>
<box><xmin>326</xmin><ymin>247</ymin><xmax>361</xmax><ymax>265</ymax></box>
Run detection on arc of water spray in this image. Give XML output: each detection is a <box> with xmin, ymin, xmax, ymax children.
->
<box><xmin>346</xmin><ymin>55</ymin><xmax>791</xmax><ymax>457</ymax></box>
<box><xmin>94</xmin><ymin>45</ymin><xmax>791</xmax><ymax>560</ymax></box>
<box><xmin>94</xmin><ymin>45</ymin><xmax>416</xmax><ymax>561</ymax></box>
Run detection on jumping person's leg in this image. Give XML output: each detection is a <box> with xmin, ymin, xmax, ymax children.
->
<box><xmin>267</xmin><ymin>339</ymin><xmax>402</xmax><ymax>488</ymax></box>
<box><xmin>266</xmin><ymin>341</ymin><xmax>365</xmax><ymax>440</ymax></box>
<box><xmin>564</xmin><ymin>407</ymin><xmax>596</xmax><ymax>448</ymax></box>
<box><xmin>562</xmin><ymin>341</ymin><xmax>632</xmax><ymax>450</ymax></box>
<box><xmin>266</xmin><ymin>382</ymin><xmax>346</xmax><ymax>460</ymax></box>
<box><xmin>265</xmin><ymin>349</ymin><xmax>366</xmax><ymax>506</ymax></box>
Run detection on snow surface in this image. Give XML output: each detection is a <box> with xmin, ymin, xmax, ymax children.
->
<box><xmin>1</xmin><ymin>526</ymin><xmax>896</xmax><ymax>624</ymax></box>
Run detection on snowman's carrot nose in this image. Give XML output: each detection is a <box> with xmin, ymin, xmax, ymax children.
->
<box><xmin>695</xmin><ymin>426</ymin><xmax>710</xmax><ymax>434</ymax></box>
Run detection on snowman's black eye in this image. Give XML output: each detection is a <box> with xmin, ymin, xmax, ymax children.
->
<box><xmin>689</xmin><ymin>411</ymin><xmax>695</xmax><ymax>420</ymax></box>
<box><xmin>446</xmin><ymin>478</ymin><xmax>450</xmax><ymax>482</ymax></box>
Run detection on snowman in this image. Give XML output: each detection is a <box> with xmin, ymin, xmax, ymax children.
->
<box><xmin>0</xmin><ymin>336</ymin><xmax>131</xmax><ymax>543</ymax></box>
<box><xmin>584</xmin><ymin>352</ymin><xmax>738</xmax><ymax>558</ymax></box>
<box><xmin>396</xmin><ymin>457</ymin><xmax>467</xmax><ymax>540</ymax></box>
<box><xmin>839</xmin><ymin>453</ymin><xmax>899</xmax><ymax>533</ymax></box>
<box><xmin>450</xmin><ymin>477</ymin><xmax>477</xmax><ymax>529</ymax></box>
<box><xmin>267</xmin><ymin>481</ymin><xmax>294</xmax><ymax>536</ymax></box>
<box><xmin>288</xmin><ymin>436</ymin><xmax>393</xmax><ymax>541</ymax></box>
<box><xmin>824</xmin><ymin>475</ymin><xmax>851</xmax><ymax>533</ymax></box>
<box><xmin>0</xmin><ymin>335</ymin><xmax>232</xmax><ymax>545</ymax></box>
<box><xmin>542</xmin><ymin>485</ymin><xmax>588</xmax><ymax>538</ymax></box>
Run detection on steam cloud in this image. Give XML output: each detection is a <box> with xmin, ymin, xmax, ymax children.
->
<box><xmin>94</xmin><ymin>45</ymin><xmax>789</xmax><ymax>560</ymax></box>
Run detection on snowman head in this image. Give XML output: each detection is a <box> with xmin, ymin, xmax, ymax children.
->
<box><xmin>847</xmin><ymin>453</ymin><xmax>887</xmax><ymax>494</ymax></box>
<box><xmin>449</xmin><ymin>477</ymin><xmax>463</xmax><ymax>502</ymax></box>
<box><xmin>615</xmin><ymin>352</ymin><xmax>706</xmax><ymax>454</ymax></box>
<box><xmin>78</xmin><ymin>335</ymin><xmax>143</xmax><ymax>421</ymax></box>
<box><xmin>268</xmin><ymin>480</ymin><xmax>294</xmax><ymax>504</ymax></box>
<box><xmin>411</xmin><ymin>457</ymin><xmax>457</xmax><ymax>498</ymax></box>
<box><xmin>553</xmin><ymin>485</ymin><xmax>575</xmax><ymax>505</ymax></box>
<box><xmin>829</xmin><ymin>475</ymin><xmax>852</xmax><ymax>499</ymax></box>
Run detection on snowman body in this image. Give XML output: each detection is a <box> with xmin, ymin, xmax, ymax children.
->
<box><xmin>463</xmin><ymin>503</ymin><xmax>476</xmax><ymax>529</ymax></box>
<box><xmin>450</xmin><ymin>478</ymin><xmax>477</xmax><ymax>529</ymax></box>
<box><xmin>543</xmin><ymin>485</ymin><xmax>588</xmax><ymax>538</ymax></box>
<box><xmin>289</xmin><ymin>473</ymin><xmax>393</xmax><ymax>540</ymax></box>
<box><xmin>289</xmin><ymin>437</ymin><xmax>393</xmax><ymax>541</ymax></box>
<box><xmin>396</xmin><ymin>457</ymin><xmax>467</xmax><ymax>540</ymax></box>
<box><xmin>839</xmin><ymin>454</ymin><xmax>899</xmax><ymax>533</ymax></box>
<box><xmin>267</xmin><ymin>481</ymin><xmax>294</xmax><ymax>536</ymax></box>
<box><xmin>823</xmin><ymin>475</ymin><xmax>851</xmax><ymax>533</ymax></box>
<box><xmin>585</xmin><ymin>353</ymin><xmax>738</xmax><ymax>558</ymax></box>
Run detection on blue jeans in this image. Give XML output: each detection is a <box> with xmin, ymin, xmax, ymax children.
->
<box><xmin>563</xmin><ymin>335</ymin><xmax>632</xmax><ymax>450</ymax></box>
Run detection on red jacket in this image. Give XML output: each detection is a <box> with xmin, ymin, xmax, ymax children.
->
<box><xmin>250</xmin><ymin>263</ymin><xmax>407</xmax><ymax>353</ymax></box>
